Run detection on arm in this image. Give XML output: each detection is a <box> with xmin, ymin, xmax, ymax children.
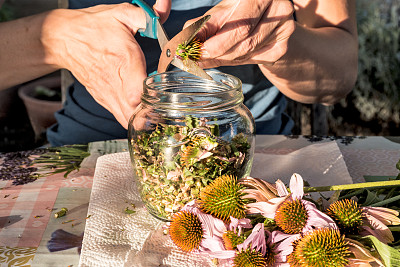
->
<box><xmin>0</xmin><ymin>13</ymin><xmax>58</xmax><ymax>90</ymax></box>
<box><xmin>192</xmin><ymin>0</ymin><xmax>358</xmax><ymax>105</ymax></box>
<box><xmin>260</xmin><ymin>0</ymin><xmax>358</xmax><ymax>105</ymax></box>
<box><xmin>0</xmin><ymin>0</ymin><xmax>171</xmax><ymax>128</ymax></box>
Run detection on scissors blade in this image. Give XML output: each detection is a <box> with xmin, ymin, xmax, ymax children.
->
<box><xmin>171</xmin><ymin>15</ymin><xmax>211</xmax><ymax>46</ymax></box>
<box><xmin>156</xmin><ymin>21</ymin><xmax>169</xmax><ymax>49</ymax></box>
<box><xmin>170</xmin><ymin>58</ymin><xmax>213</xmax><ymax>80</ymax></box>
<box><xmin>158</xmin><ymin>15</ymin><xmax>212</xmax><ymax>79</ymax></box>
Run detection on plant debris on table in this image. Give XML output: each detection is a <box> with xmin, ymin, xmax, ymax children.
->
<box><xmin>130</xmin><ymin>116</ymin><xmax>252</xmax><ymax>221</ymax></box>
<box><xmin>0</xmin><ymin>144</ymin><xmax>90</xmax><ymax>186</ymax></box>
<box><xmin>0</xmin><ymin>149</ymin><xmax>45</xmax><ymax>185</ymax></box>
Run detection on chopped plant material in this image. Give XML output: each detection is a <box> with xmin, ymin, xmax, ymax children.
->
<box><xmin>54</xmin><ymin>207</ymin><xmax>68</xmax><ymax>218</ymax></box>
<box><xmin>62</xmin><ymin>219</ymin><xmax>75</xmax><ymax>224</ymax></box>
<box><xmin>124</xmin><ymin>207</ymin><xmax>136</xmax><ymax>214</ymax></box>
<box><xmin>130</xmin><ymin>116</ymin><xmax>251</xmax><ymax>220</ymax></box>
<box><xmin>0</xmin><ymin>149</ymin><xmax>45</xmax><ymax>185</ymax></box>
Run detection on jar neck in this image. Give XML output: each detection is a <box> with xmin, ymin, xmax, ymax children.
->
<box><xmin>141</xmin><ymin>71</ymin><xmax>243</xmax><ymax>111</ymax></box>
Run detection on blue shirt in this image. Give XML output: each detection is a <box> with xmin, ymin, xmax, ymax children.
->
<box><xmin>47</xmin><ymin>0</ymin><xmax>293</xmax><ymax>146</ymax></box>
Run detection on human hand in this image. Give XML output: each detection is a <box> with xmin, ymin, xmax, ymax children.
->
<box><xmin>42</xmin><ymin>0</ymin><xmax>171</xmax><ymax>128</ymax></box>
<box><xmin>185</xmin><ymin>0</ymin><xmax>295</xmax><ymax>68</ymax></box>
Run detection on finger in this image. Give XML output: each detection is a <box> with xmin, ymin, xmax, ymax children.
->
<box><xmin>112</xmin><ymin>3</ymin><xmax>147</xmax><ymax>33</ymax></box>
<box><xmin>153</xmin><ymin>0</ymin><xmax>171</xmax><ymax>24</ymax></box>
<box><xmin>201</xmin><ymin>0</ymin><xmax>294</xmax><ymax>66</ymax></box>
<box><xmin>201</xmin><ymin>0</ymin><xmax>273</xmax><ymax>59</ymax></box>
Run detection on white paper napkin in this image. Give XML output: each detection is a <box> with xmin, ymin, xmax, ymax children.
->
<box><xmin>250</xmin><ymin>140</ymin><xmax>354</xmax><ymax>189</ymax></box>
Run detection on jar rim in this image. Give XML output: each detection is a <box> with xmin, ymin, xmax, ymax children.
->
<box><xmin>141</xmin><ymin>70</ymin><xmax>244</xmax><ymax>111</ymax></box>
<box><xmin>143</xmin><ymin>70</ymin><xmax>242</xmax><ymax>93</ymax></box>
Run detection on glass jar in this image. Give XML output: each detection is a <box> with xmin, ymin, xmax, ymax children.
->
<box><xmin>128</xmin><ymin>70</ymin><xmax>255</xmax><ymax>221</ymax></box>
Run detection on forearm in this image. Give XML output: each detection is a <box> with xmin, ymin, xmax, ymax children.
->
<box><xmin>0</xmin><ymin>12</ymin><xmax>59</xmax><ymax>90</ymax></box>
<box><xmin>260</xmin><ymin>22</ymin><xmax>358</xmax><ymax>105</ymax></box>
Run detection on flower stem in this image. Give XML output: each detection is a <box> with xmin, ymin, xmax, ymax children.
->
<box><xmin>303</xmin><ymin>180</ymin><xmax>400</xmax><ymax>193</ymax></box>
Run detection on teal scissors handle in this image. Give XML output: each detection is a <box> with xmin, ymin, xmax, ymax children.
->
<box><xmin>132</xmin><ymin>0</ymin><xmax>159</xmax><ymax>39</ymax></box>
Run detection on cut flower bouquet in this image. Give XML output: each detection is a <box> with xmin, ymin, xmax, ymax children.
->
<box><xmin>165</xmin><ymin>172</ymin><xmax>400</xmax><ymax>266</ymax></box>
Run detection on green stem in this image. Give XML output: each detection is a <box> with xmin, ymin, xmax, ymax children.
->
<box><xmin>304</xmin><ymin>180</ymin><xmax>400</xmax><ymax>193</ymax></box>
<box><xmin>389</xmin><ymin>226</ymin><xmax>400</xmax><ymax>232</ymax></box>
<box><xmin>370</xmin><ymin>195</ymin><xmax>400</xmax><ymax>207</ymax></box>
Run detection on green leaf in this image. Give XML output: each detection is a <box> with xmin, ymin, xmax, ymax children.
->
<box><xmin>361</xmin><ymin>235</ymin><xmax>400</xmax><ymax>267</ymax></box>
<box><xmin>362</xmin><ymin>190</ymin><xmax>382</xmax><ymax>206</ymax></box>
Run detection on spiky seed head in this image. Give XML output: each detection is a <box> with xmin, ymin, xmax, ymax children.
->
<box><xmin>288</xmin><ymin>228</ymin><xmax>350</xmax><ymax>267</ymax></box>
<box><xmin>326</xmin><ymin>199</ymin><xmax>363</xmax><ymax>234</ymax></box>
<box><xmin>199</xmin><ymin>175</ymin><xmax>249</xmax><ymax>222</ymax></box>
<box><xmin>222</xmin><ymin>230</ymin><xmax>247</xmax><ymax>250</ymax></box>
<box><xmin>176</xmin><ymin>37</ymin><xmax>203</xmax><ymax>62</ymax></box>
<box><xmin>234</xmin><ymin>247</ymin><xmax>267</xmax><ymax>267</ymax></box>
<box><xmin>275</xmin><ymin>199</ymin><xmax>308</xmax><ymax>234</ymax></box>
<box><xmin>169</xmin><ymin>210</ymin><xmax>203</xmax><ymax>252</ymax></box>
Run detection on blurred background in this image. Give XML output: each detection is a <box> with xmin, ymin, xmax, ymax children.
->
<box><xmin>0</xmin><ymin>0</ymin><xmax>399</xmax><ymax>152</ymax></box>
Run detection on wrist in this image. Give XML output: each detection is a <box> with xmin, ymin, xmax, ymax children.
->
<box><xmin>40</xmin><ymin>9</ymin><xmax>71</xmax><ymax>69</ymax></box>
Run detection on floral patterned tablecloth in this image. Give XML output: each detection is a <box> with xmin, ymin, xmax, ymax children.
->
<box><xmin>0</xmin><ymin>136</ymin><xmax>399</xmax><ymax>267</ymax></box>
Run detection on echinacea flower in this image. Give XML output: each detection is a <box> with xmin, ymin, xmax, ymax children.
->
<box><xmin>327</xmin><ymin>198</ymin><xmax>400</xmax><ymax>244</ymax></box>
<box><xmin>287</xmin><ymin>228</ymin><xmax>350</xmax><ymax>267</ymax></box>
<box><xmin>287</xmin><ymin>229</ymin><xmax>384</xmax><ymax>266</ymax></box>
<box><xmin>170</xmin><ymin>200</ymin><xmax>252</xmax><ymax>260</ymax></box>
<box><xmin>246</xmin><ymin>173</ymin><xmax>337</xmax><ymax>235</ymax></box>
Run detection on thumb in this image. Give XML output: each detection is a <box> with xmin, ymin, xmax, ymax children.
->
<box><xmin>153</xmin><ymin>0</ymin><xmax>171</xmax><ymax>24</ymax></box>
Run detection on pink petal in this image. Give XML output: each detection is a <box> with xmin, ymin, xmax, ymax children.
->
<box><xmin>276</xmin><ymin>179</ymin><xmax>288</xmax><ymax>197</ymax></box>
<box><xmin>302</xmin><ymin>200</ymin><xmax>337</xmax><ymax>232</ymax></box>
<box><xmin>362</xmin><ymin>206</ymin><xmax>400</xmax><ymax>225</ymax></box>
<box><xmin>246</xmin><ymin>197</ymin><xmax>287</xmax><ymax>218</ymax></box>
<box><xmin>200</xmin><ymin>249</ymin><xmax>236</xmax><ymax>260</ymax></box>
<box><xmin>199</xmin><ymin>235</ymin><xmax>226</xmax><ymax>252</ymax></box>
<box><xmin>242</xmin><ymin>189</ymin><xmax>271</xmax><ymax>202</ymax></box>
<box><xmin>346</xmin><ymin>238</ymin><xmax>385</xmax><ymax>266</ymax></box>
<box><xmin>237</xmin><ymin>223</ymin><xmax>267</xmax><ymax>256</ymax></box>
<box><xmin>289</xmin><ymin>173</ymin><xmax>304</xmax><ymax>200</ymax></box>
<box><xmin>229</xmin><ymin>217</ymin><xmax>252</xmax><ymax>236</ymax></box>
<box><xmin>362</xmin><ymin>213</ymin><xmax>394</xmax><ymax>243</ymax></box>
<box><xmin>271</xmin><ymin>231</ymin><xmax>299</xmax><ymax>256</ymax></box>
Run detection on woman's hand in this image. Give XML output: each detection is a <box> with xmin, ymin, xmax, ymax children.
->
<box><xmin>42</xmin><ymin>0</ymin><xmax>171</xmax><ymax>128</ymax></box>
<box><xmin>185</xmin><ymin>0</ymin><xmax>295</xmax><ymax>68</ymax></box>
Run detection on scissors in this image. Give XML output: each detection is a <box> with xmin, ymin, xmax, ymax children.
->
<box><xmin>132</xmin><ymin>0</ymin><xmax>213</xmax><ymax>80</ymax></box>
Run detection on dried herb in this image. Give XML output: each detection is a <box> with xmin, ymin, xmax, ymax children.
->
<box><xmin>0</xmin><ymin>149</ymin><xmax>45</xmax><ymax>185</ymax></box>
<box><xmin>55</xmin><ymin>207</ymin><xmax>68</xmax><ymax>218</ymax></box>
<box><xmin>130</xmin><ymin>116</ymin><xmax>251</xmax><ymax>220</ymax></box>
<box><xmin>124</xmin><ymin>207</ymin><xmax>135</xmax><ymax>214</ymax></box>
